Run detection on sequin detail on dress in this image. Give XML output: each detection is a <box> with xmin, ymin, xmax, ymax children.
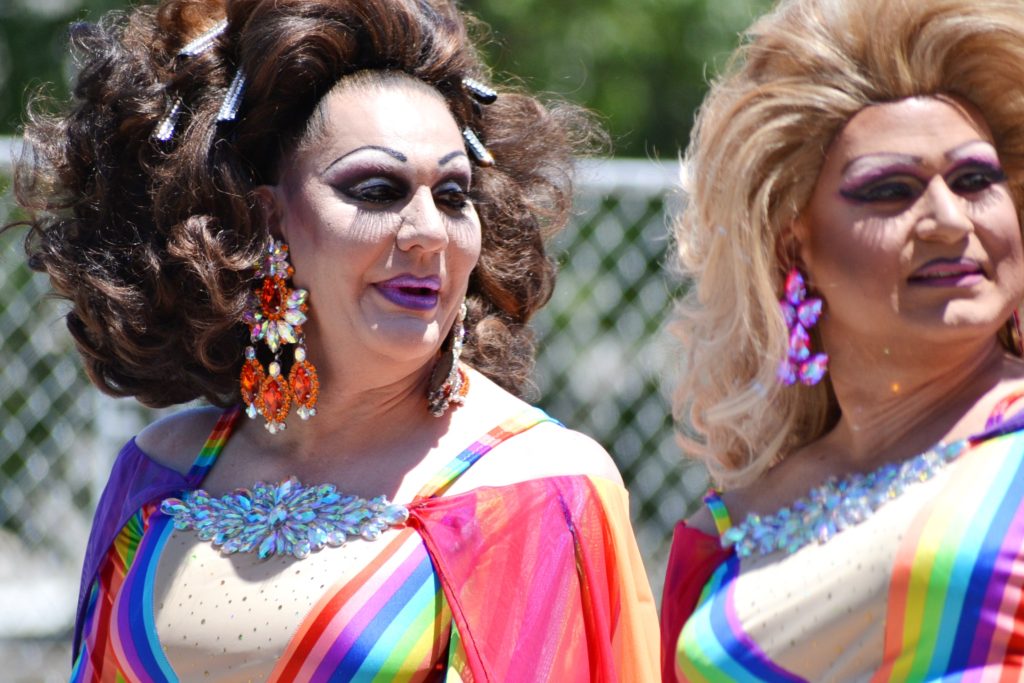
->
<box><xmin>160</xmin><ymin>477</ymin><xmax>410</xmax><ymax>560</ymax></box>
<box><xmin>722</xmin><ymin>439</ymin><xmax>969</xmax><ymax>558</ymax></box>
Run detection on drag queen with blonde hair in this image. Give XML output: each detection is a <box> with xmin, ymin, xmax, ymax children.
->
<box><xmin>663</xmin><ymin>0</ymin><xmax>1024</xmax><ymax>679</ymax></box>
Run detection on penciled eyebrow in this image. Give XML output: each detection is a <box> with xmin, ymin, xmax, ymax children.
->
<box><xmin>841</xmin><ymin>153</ymin><xmax>920</xmax><ymax>177</ymax></box>
<box><xmin>438</xmin><ymin>150</ymin><xmax>468</xmax><ymax>166</ymax></box>
<box><xmin>323</xmin><ymin>146</ymin><xmax>469</xmax><ymax>174</ymax></box>
<box><xmin>325</xmin><ymin>145</ymin><xmax>407</xmax><ymax>171</ymax></box>
<box><xmin>841</xmin><ymin>141</ymin><xmax>998</xmax><ymax>176</ymax></box>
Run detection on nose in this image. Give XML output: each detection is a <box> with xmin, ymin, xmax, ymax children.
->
<box><xmin>396</xmin><ymin>187</ymin><xmax>448</xmax><ymax>253</ymax></box>
<box><xmin>914</xmin><ymin>176</ymin><xmax>973</xmax><ymax>243</ymax></box>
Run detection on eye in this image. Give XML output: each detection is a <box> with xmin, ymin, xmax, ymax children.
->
<box><xmin>434</xmin><ymin>180</ymin><xmax>471</xmax><ymax>210</ymax></box>
<box><xmin>840</xmin><ymin>178</ymin><xmax>920</xmax><ymax>203</ymax></box>
<box><xmin>343</xmin><ymin>178</ymin><xmax>406</xmax><ymax>204</ymax></box>
<box><xmin>948</xmin><ymin>165</ymin><xmax>1006</xmax><ymax>194</ymax></box>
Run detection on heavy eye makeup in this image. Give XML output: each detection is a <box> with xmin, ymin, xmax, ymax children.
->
<box><xmin>944</xmin><ymin>158</ymin><xmax>1007</xmax><ymax>194</ymax></box>
<box><xmin>433</xmin><ymin>179</ymin><xmax>471</xmax><ymax>210</ymax></box>
<box><xmin>342</xmin><ymin>175</ymin><xmax>405</xmax><ymax>204</ymax></box>
<box><xmin>327</xmin><ymin>165</ymin><xmax>472</xmax><ymax>211</ymax></box>
<box><xmin>838</xmin><ymin>158</ymin><xmax>1006</xmax><ymax>204</ymax></box>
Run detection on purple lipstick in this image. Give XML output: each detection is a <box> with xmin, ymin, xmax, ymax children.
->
<box><xmin>374</xmin><ymin>275</ymin><xmax>441</xmax><ymax>310</ymax></box>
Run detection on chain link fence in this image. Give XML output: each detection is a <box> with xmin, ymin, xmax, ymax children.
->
<box><xmin>537</xmin><ymin>158</ymin><xmax>709</xmax><ymax>595</ymax></box>
<box><xmin>0</xmin><ymin>140</ymin><xmax>708</xmax><ymax>680</ymax></box>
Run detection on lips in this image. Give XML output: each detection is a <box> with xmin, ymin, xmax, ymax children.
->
<box><xmin>908</xmin><ymin>258</ymin><xmax>985</xmax><ymax>287</ymax></box>
<box><xmin>374</xmin><ymin>275</ymin><xmax>441</xmax><ymax>311</ymax></box>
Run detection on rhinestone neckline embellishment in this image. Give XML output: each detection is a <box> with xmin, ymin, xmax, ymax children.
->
<box><xmin>160</xmin><ymin>477</ymin><xmax>410</xmax><ymax>560</ymax></box>
<box><xmin>721</xmin><ymin>438</ymin><xmax>969</xmax><ymax>558</ymax></box>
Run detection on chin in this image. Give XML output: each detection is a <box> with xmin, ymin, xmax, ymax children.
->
<box><xmin>368</xmin><ymin>321</ymin><xmax>443</xmax><ymax>358</ymax></box>
<box><xmin>902</xmin><ymin>313</ymin><xmax>1006</xmax><ymax>348</ymax></box>
<box><xmin>939</xmin><ymin>296</ymin><xmax>1013</xmax><ymax>328</ymax></box>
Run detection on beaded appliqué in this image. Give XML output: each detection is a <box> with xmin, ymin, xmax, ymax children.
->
<box><xmin>160</xmin><ymin>477</ymin><xmax>410</xmax><ymax>560</ymax></box>
<box><xmin>722</xmin><ymin>439</ymin><xmax>969</xmax><ymax>558</ymax></box>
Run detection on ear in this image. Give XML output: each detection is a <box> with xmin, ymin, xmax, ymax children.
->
<box><xmin>778</xmin><ymin>209</ymin><xmax>819</xmax><ymax>270</ymax></box>
<box><xmin>253</xmin><ymin>184</ymin><xmax>287</xmax><ymax>241</ymax></box>
<box><xmin>775</xmin><ymin>218</ymin><xmax>801</xmax><ymax>271</ymax></box>
<box><xmin>790</xmin><ymin>213</ymin><xmax>810</xmax><ymax>244</ymax></box>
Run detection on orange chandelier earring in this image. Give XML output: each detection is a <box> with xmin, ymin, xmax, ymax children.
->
<box><xmin>240</xmin><ymin>239</ymin><xmax>319</xmax><ymax>433</ymax></box>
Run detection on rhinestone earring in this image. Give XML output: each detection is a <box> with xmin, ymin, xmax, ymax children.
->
<box><xmin>777</xmin><ymin>268</ymin><xmax>829</xmax><ymax>385</ymax></box>
<box><xmin>427</xmin><ymin>300</ymin><xmax>469</xmax><ymax>417</ymax></box>
<box><xmin>240</xmin><ymin>239</ymin><xmax>319</xmax><ymax>432</ymax></box>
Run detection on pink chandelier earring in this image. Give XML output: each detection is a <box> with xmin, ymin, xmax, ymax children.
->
<box><xmin>240</xmin><ymin>239</ymin><xmax>319</xmax><ymax>433</ymax></box>
<box><xmin>777</xmin><ymin>268</ymin><xmax>829</xmax><ymax>385</ymax></box>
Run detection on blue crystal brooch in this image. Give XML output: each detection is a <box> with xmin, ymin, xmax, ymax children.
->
<box><xmin>161</xmin><ymin>477</ymin><xmax>410</xmax><ymax>560</ymax></box>
<box><xmin>722</xmin><ymin>439</ymin><xmax>968</xmax><ymax>558</ymax></box>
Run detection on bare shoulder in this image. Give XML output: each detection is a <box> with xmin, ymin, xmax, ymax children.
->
<box><xmin>446</xmin><ymin>369</ymin><xmax>624</xmax><ymax>491</ymax></box>
<box><xmin>502</xmin><ymin>420</ymin><xmax>625</xmax><ymax>485</ymax></box>
<box><xmin>135</xmin><ymin>405</ymin><xmax>226</xmax><ymax>475</ymax></box>
<box><xmin>686</xmin><ymin>504</ymin><xmax>718</xmax><ymax>537</ymax></box>
<box><xmin>981</xmin><ymin>366</ymin><xmax>1024</xmax><ymax>421</ymax></box>
<box><xmin>685</xmin><ymin>482</ymin><xmax>759</xmax><ymax>538</ymax></box>
<box><xmin>689</xmin><ymin>439</ymin><xmax>837</xmax><ymax>536</ymax></box>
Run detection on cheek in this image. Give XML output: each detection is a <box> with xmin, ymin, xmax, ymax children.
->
<box><xmin>806</xmin><ymin>219</ymin><xmax>902</xmax><ymax>288</ymax></box>
<box><xmin>989</xmin><ymin>202</ymin><xmax>1023</xmax><ymax>257</ymax></box>
<box><xmin>977</xmin><ymin>196</ymin><xmax>1024</xmax><ymax>272</ymax></box>
<box><xmin>340</xmin><ymin>212</ymin><xmax>400</xmax><ymax>249</ymax></box>
<box><xmin>806</xmin><ymin>228</ymin><xmax>913</xmax><ymax>330</ymax></box>
<box><xmin>285</xmin><ymin>211</ymin><xmax>394</xmax><ymax>292</ymax></box>
<box><xmin>299</xmin><ymin>212</ymin><xmax>398</xmax><ymax>265</ymax></box>
<box><xmin>448</xmin><ymin>217</ymin><xmax>482</xmax><ymax>265</ymax></box>
<box><xmin>990</xmin><ymin>220</ymin><xmax>1024</xmax><ymax>297</ymax></box>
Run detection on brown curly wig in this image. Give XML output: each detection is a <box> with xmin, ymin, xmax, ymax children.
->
<box><xmin>9</xmin><ymin>0</ymin><xmax>594</xmax><ymax>407</ymax></box>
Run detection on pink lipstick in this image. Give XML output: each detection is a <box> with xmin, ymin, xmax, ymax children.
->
<box><xmin>908</xmin><ymin>259</ymin><xmax>985</xmax><ymax>287</ymax></box>
<box><xmin>374</xmin><ymin>275</ymin><xmax>441</xmax><ymax>311</ymax></box>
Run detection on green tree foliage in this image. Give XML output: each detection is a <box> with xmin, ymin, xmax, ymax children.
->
<box><xmin>465</xmin><ymin>0</ymin><xmax>771</xmax><ymax>157</ymax></box>
<box><xmin>0</xmin><ymin>0</ymin><xmax>126</xmax><ymax>133</ymax></box>
<box><xmin>0</xmin><ymin>0</ymin><xmax>771</xmax><ymax>156</ymax></box>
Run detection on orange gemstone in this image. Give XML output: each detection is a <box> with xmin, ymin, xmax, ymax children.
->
<box><xmin>260</xmin><ymin>278</ymin><xmax>282</xmax><ymax>316</ymax></box>
<box><xmin>240</xmin><ymin>361</ymin><xmax>261</xmax><ymax>404</ymax></box>
<box><xmin>291</xmin><ymin>363</ymin><xmax>313</xmax><ymax>404</ymax></box>
<box><xmin>261</xmin><ymin>376</ymin><xmax>286</xmax><ymax>418</ymax></box>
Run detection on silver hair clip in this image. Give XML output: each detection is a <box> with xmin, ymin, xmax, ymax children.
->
<box><xmin>178</xmin><ymin>18</ymin><xmax>227</xmax><ymax>57</ymax></box>
<box><xmin>216</xmin><ymin>69</ymin><xmax>247</xmax><ymax>123</ymax></box>
<box><xmin>153</xmin><ymin>97</ymin><xmax>183</xmax><ymax>142</ymax></box>
<box><xmin>152</xmin><ymin>19</ymin><xmax>228</xmax><ymax>142</ymax></box>
<box><xmin>462</xmin><ymin>128</ymin><xmax>494</xmax><ymax>167</ymax></box>
<box><xmin>462</xmin><ymin>77</ymin><xmax>497</xmax><ymax>105</ymax></box>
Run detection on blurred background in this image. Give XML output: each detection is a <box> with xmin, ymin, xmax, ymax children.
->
<box><xmin>0</xmin><ymin>0</ymin><xmax>771</xmax><ymax>678</ymax></box>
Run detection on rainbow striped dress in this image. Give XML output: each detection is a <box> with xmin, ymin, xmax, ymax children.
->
<box><xmin>665</xmin><ymin>413</ymin><xmax>1024</xmax><ymax>682</ymax></box>
<box><xmin>70</xmin><ymin>406</ymin><xmax>659</xmax><ymax>682</ymax></box>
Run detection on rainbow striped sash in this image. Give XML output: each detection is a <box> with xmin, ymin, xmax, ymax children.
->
<box><xmin>677</xmin><ymin>425</ymin><xmax>1024</xmax><ymax>681</ymax></box>
<box><xmin>72</xmin><ymin>405</ymin><xmax>556</xmax><ymax>682</ymax></box>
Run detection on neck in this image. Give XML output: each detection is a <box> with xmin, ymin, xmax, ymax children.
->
<box><xmin>251</xmin><ymin>351</ymin><xmax>444</xmax><ymax>464</ymax></box>
<box><xmin>823</xmin><ymin>333</ymin><xmax>1007</xmax><ymax>465</ymax></box>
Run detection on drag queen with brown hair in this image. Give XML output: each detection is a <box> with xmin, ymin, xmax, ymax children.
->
<box><xmin>11</xmin><ymin>0</ymin><xmax>659</xmax><ymax>679</ymax></box>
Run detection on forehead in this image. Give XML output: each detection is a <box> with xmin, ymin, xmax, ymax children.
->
<box><xmin>301</xmin><ymin>82</ymin><xmax>464</xmax><ymax>162</ymax></box>
<box><xmin>828</xmin><ymin>97</ymin><xmax>994</xmax><ymax>162</ymax></box>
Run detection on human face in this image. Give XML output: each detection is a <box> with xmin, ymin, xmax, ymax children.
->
<box><xmin>796</xmin><ymin>97</ymin><xmax>1024</xmax><ymax>354</ymax></box>
<box><xmin>264</xmin><ymin>81</ymin><xmax>481</xmax><ymax>372</ymax></box>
